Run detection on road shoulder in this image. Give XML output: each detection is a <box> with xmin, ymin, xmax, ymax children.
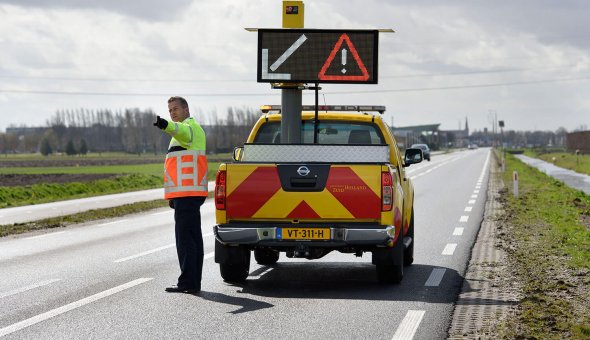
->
<box><xmin>448</xmin><ymin>152</ymin><xmax>521</xmax><ymax>338</ymax></box>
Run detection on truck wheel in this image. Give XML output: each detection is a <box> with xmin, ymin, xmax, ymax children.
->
<box><xmin>218</xmin><ymin>246</ymin><xmax>251</xmax><ymax>283</ymax></box>
<box><xmin>254</xmin><ymin>249</ymin><xmax>279</xmax><ymax>265</ymax></box>
<box><xmin>374</xmin><ymin>230</ymin><xmax>404</xmax><ymax>284</ymax></box>
<box><xmin>220</xmin><ymin>262</ymin><xmax>250</xmax><ymax>282</ymax></box>
<box><xmin>404</xmin><ymin>209</ymin><xmax>415</xmax><ymax>266</ymax></box>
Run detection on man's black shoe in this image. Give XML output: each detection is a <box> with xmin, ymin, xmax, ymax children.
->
<box><xmin>165</xmin><ymin>285</ymin><xmax>200</xmax><ymax>294</ymax></box>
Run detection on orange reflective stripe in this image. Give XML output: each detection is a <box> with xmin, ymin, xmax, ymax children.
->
<box><xmin>164</xmin><ymin>150</ymin><xmax>208</xmax><ymax>199</ymax></box>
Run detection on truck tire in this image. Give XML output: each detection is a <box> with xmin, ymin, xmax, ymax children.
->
<box><xmin>216</xmin><ymin>243</ymin><xmax>251</xmax><ymax>283</ymax></box>
<box><xmin>220</xmin><ymin>262</ymin><xmax>250</xmax><ymax>282</ymax></box>
<box><xmin>404</xmin><ymin>209</ymin><xmax>415</xmax><ymax>266</ymax></box>
<box><xmin>254</xmin><ymin>249</ymin><xmax>279</xmax><ymax>265</ymax></box>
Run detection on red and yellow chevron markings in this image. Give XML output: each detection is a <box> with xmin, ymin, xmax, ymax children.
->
<box><xmin>226</xmin><ymin>164</ymin><xmax>382</xmax><ymax>220</ymax></box>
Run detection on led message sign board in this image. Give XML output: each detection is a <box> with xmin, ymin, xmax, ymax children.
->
<box><xmin>257</xmin><ymin>29</ymin><xmax>378</xmax><ymax>84</ymax></box>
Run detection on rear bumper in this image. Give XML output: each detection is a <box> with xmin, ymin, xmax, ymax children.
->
<box><xmin>214</xmin><ymin>223</ymin><xmax>396</xmax><ymax>247</ymax></box>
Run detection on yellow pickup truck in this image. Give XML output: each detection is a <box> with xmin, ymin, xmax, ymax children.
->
<box><xmin>213</xmin><ymin>105</ymin><xmax>423</xmax><ymax>283</ymax></box>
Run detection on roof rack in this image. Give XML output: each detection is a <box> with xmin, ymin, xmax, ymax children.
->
<box><xmin>260</xmin><ymin>105</ymin><xmax>386</xmax><ymax>114</ymax></box>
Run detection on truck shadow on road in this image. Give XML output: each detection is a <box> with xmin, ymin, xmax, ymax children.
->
<box><xmin>223</xmin><ymin>262</ymin><xmax>493</xmax><ymax>305</ymax></box>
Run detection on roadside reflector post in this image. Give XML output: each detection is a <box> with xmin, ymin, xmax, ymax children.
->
<box><xmin>513</xmin><ymin>171</ymin><xmax>519</xmax><ymax>197</ymax></box>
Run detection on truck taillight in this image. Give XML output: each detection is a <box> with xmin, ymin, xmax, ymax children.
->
<box><xmin>382</xmin><ymin>172</ymin><xmax>393</xmax><ymax>211</ymax></box>
<box><xmin>215</xmin><ymin>170</ymin><xmax>226</xmax><ymax>210</ymax></box>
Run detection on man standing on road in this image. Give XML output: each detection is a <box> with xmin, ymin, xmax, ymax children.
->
<box><xmin>153</xmin><ymin>96</ymin><xmax>208</xmax><ymax>294</ymax></box>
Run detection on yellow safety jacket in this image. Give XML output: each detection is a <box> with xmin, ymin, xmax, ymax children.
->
<box><xmin>162</xmin><ymin>117</ymin><xmax>208</xmax><ymax>199</ymax></box>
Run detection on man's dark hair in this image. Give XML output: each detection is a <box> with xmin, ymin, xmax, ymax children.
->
<box><xmin>168</xmin><ymin>96</ymin><xmax>189</xmax><ymax>109</ymax></box>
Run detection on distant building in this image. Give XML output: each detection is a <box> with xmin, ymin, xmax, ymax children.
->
<box><xmin>392</xmin><ymin>117</ymin><xmax>470</xmax><ymax>150</ymax></box>
<box><xmin>5</xmin><ymin>126</ymin><xmax>48</xmax><ymax>136</ymax></box>
<box><xmin>392</xmin><ymin>124</ymin><xmax>441</xmax><ymax>150</ymax></box>
<box><xmin>439</xmin><ymin>117</ymin><xmax>470</xmax><ymax>148</ymax></box>
<box><xmin>566</xmin><ymin>130</ymin><xmax>590</xmax><ymax>154</ymax></box>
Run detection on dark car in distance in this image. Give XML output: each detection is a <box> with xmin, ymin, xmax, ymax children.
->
<box><xmin>410</xmin><ymin>143</ymin><xmax>430</xmax><ymax>161</ymax></box>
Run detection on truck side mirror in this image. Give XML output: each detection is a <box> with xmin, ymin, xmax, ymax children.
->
<box><xmin>403</xmin><ymin>148</ymin><xmax>423</xmax><ymax>167</ymax></box>
<box><xmin>233</xmin><ymin>146</ymin><xmax>244</xmax><ymax>161</ymax></box>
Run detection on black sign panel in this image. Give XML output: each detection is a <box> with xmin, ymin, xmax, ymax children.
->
<box><xmin>257</xmin><ymin>29</ymin><xmax>378</xmax><ymax>84</ymax></box>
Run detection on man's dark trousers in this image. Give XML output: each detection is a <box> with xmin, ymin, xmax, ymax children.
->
<box><xmin>173</xmin><ymin>196</ymin><xmax>206</xmax><ymax>289</ymax></box>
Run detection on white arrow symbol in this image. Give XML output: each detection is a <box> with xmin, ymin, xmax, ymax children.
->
<box><xmin>270</xmin><ymin>34</ymin><xmax>307</xmax><ymax>72</ymax></box>
<box><xmin>341</xmin><ymin>48</ymin><xmax>347</xmax><ymax>74</ymax></box>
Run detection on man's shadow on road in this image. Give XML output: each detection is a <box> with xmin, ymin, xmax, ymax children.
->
<box><xmin>187</xmin><ymin>290</ymin><xmax>274</xmax><ymax>314</ymax></box>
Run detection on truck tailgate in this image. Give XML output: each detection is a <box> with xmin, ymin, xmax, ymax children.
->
<box><xmin>225</xmin><ymin>163</ymin><xmax>383</xmax><ymax>221</ymax></box>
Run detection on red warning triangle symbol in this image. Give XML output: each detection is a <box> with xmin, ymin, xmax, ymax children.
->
<box><xmin>287</xmin><ymin>200</ymin><xmax>321</xmax><ymax>219</ymax></box>
<box><xmin>318</xmin><ymin>34</ymin><xmax>369</xmax><ymax>81</ymax></box>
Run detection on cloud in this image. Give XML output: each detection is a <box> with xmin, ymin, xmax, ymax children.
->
<box><xmin>0</xmin><ymin>0</ymin><xmax>588</xmax><ymax>133</ymax></box>
<box><xmin>0</xmin><ymin>0</ymin><xmax>193</xmax><ymax>21</ymax></box>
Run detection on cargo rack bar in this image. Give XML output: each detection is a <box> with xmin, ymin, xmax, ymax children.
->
<box><xmin>260</xmin><ymin>105</ymin><xmax>386</xmax><ymax>114</ymax></box>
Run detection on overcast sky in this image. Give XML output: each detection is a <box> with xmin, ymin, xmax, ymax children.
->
<box><xmin>1</xmin><ymin>0</ymin><xmax>589</xmax><ymax>133</ymax></box>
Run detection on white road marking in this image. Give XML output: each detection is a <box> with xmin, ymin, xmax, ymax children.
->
<box><xmin>471</xmin><ymin>194</ymin><xmax>478</xmax><ymax>198</ymax></box>
<box><xmin>251</xmin><ymin>266</ymin><xmax>273</xmax><ymax>279</ymax></box>
<box><xmin>464</xmin><ymin>206</ymin><xmax>472</xmax><ymax>212</ymax></box>
<box><xmin>97</xmin><ymin>219</ymin><xmax>130</xmax><ymax>227</ymax></box>
<box><xmin>459</xmin><ymin>216</ymin><xmax>469</xmax><ymax>222</ymax></box>
<box><xmin>0</xmin><ymin>279</ymin><xmax>61</xmax><ymax>299</ymax></box>
<box><xmin>442</xmin><ymin>243</ymin><xmax>457</xmax><ymax>255</ymax></box>
<box><xmin>468</xmin><ymin>199</ymin><xmax>476</xmax><ymax>204</ymax></box>
<box><xmin>453</xmin><ymin>227</ymin><xmax>464</xmax><ymax>236</ymax></box>
<box><xmin>204</xmin><ymin>252</ymin><xmax>214</xmax><ymax>260</ymax></box>
<box><xmin>114</xmin><ymin>244</ymin><xmax>175</xmax><ymax>263</ymax></box>
<box><xmin>24</xmin><ymin>231</ymin><xmax>66</xmax><ymax>240</ymax></box>
<box><xmin>391</xmin><ymin>310</ymin><xmax>425</xmax><ymax>340</ymax></box>
<box><xmin>424</xmin><ymin>268</ymin><xmax>446</xmax><ymax>287</ymax></box>
<box><xmin>473</xmin><ymin>190</ymin><xmax>480</xmax><ymax>194</ymax></box>
<box><xmin>0</xmin><ymin>278</ymin><xmax>153</xmax><ymax>337</ymax></box>
<box><xmin>149</xmin><ymin>211</ymin><xmax>171</xmax><ymax>216</ymax></box>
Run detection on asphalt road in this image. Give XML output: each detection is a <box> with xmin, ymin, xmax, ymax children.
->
<box><xmin>0</xmin><ymin>148</ymin><xmax>490</xmax><ymax>339</ymax></box>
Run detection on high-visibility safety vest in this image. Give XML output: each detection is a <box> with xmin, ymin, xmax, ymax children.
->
<box><xmin>162</xmin><ymin>117</ymin><xmax>208</xmax><ymax>199</ymax></box>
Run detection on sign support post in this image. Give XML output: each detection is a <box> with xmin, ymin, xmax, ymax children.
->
<box><xmin>281</xmin><ymin>1</ymin><xmax>304</xmax><ymax>144</ymax></box>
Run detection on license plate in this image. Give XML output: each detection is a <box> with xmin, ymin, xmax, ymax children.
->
<box><xmin>278</xmin><ymin>228</ymin><xmax>330</xmax><ymax>240</ymax></box>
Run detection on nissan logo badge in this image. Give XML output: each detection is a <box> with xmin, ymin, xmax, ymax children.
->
<box><xmin>297</xmin><ymin>166</ymin><xmax>310</xmax><ymax>176</ymax></box>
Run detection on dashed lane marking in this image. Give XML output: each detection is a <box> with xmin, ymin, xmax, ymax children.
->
<box><xmin>468</xmin><ymin>200</ymin><xmax>476</xmax><ymax>204</ymax></box>
<box><xmin>453</xmin><ymin>227</ymin><xmax>464</xmax><ymax>236</ymax></box>
<box><xmin>0</xmin><ymin>279</ymin><xmax>61</xmax><ymax>300</ymax></box>
<box><xmin>464</xmin><ymin>207</ymin><xmax>472</xmax><ymax>212</ymax></box>
<box><xmin>114</xmin><ymin>232</ymin><xmax>214</xmax><ymax>263</ymax></box>
<box><xmin>114</xmin><ymin>244</ymin><xmax>175</xmax><ymax>263</ymax></box>
<box><xmin>459</xmin><ymin>216</ymin><xmax>469</xmax><ymax>222</ymax></box>
<box><xmin>391</xmin><ymin>310</ymin><xmax>426</xmax><ymax>340</ymax></box>
<box><xmin>0</xmin><ymin>278</ymin><xmax>153</xmax><ymax>337</ymax></box>
<box><xmin>424</xmin><ymin>268</ymin><xmax>446</xmax><ymax>287</ymax></box>
<box><xmin>442</xmin><ymin>243</ymin><xmax>457</xmax><ymax>255</ymax></box>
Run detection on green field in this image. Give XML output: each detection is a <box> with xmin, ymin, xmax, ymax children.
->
<box><xmin>524</xmin><ymin>150</ymin><xmax>590</xmax><ymax>175</ymax></box>
<box><xmin>0</xmin><ymin>153</ymin><xmax>224</xmax><ymax>208</ymax></box>
<box><xmin>499</xmin><ymin>152</ymin><xmax>590</xmax><ymax>338</ymax></box>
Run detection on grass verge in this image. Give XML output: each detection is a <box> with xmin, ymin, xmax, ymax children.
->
<box><xmin>0</xmin><ymin>174</ymin><xmax>162</xmax><ymax>208</ymax></box>
<box><xmin>498</xmin><ymin>152</ymin><xmax>590</xmax><ymax>339</ymax></box>
<box><xmin>0</xmin><ymin>199</ymin><xmax>169</xmax><ymax>238</ymax></box>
